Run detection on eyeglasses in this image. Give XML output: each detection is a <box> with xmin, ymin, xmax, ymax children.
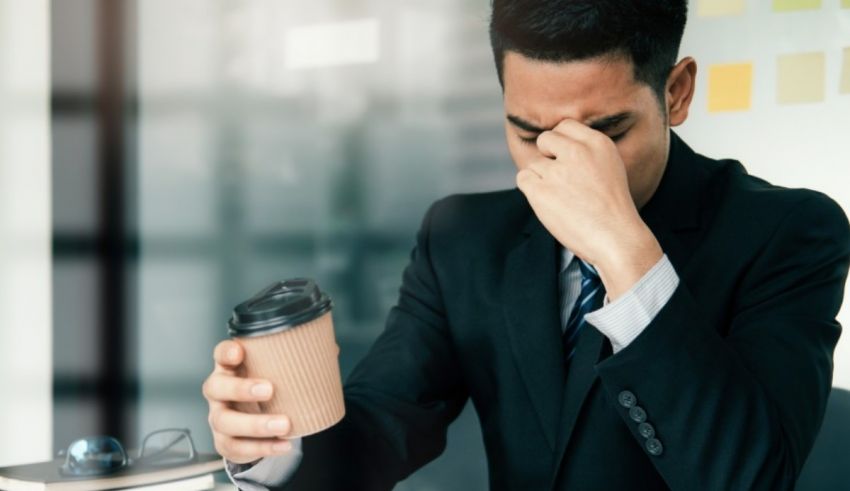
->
<box><xmin>57</xmin><ymin>428</ymin><xmax>197</xmax><ymax>477</ymax></box>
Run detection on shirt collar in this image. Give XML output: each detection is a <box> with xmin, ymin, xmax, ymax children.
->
<box><xmin>561</xmin><ymin>246</ymin><xmax>575</xmax><ymax>274</ymax></box>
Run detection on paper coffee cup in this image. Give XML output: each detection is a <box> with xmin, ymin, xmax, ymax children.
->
<box><xmin>227</xmin><ymin>279</ymin><xmax>345</xmax><ymax>438</ymax></box>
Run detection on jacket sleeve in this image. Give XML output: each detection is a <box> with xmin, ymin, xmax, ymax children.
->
<box><xmin>594</xmin><ymin>192</ymin><xmax>850</xmax><ymax>491</ymax></box>
<box><xmin>278</xmin><ymin>198</ymin><xmax>469</xmax><ymax>490</ymax></box>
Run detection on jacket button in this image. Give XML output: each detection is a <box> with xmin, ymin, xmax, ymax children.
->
<box><xmin>638</xmin><ymin>422</ymin><xmax>655</xmax><ymax>439</ymax></box>
<box><xmin>646</xmin><ymin>438</ymin><xmax>663</xmax><ymax>456</ymax></box>
<box><xmin>629</xmin><ymin>405</ymin><xmax>647</xmax><ymax>423</ymax></box>
<box><xmin>618</xmin><ymin>390</ymin><xmax>637</xmax><ymax>408</ymax></box>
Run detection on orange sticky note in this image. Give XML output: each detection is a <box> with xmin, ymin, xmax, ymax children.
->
<box><xmin>708</xmin><ymin>63</ymin><xmax>753</xmax><ymax>112</ymax></box>
<box><xmin>773</xmin><ymin>0</ymin><xmax>821</xmax><ymax>11</ymax></box>
<box><xmin>698</xmin><ymin>0</ymin><xmax>746</xmax><ymax>16</ymax></box>
<box><xmin>777</xmin><ymin>52</ymin><xmax>825</xmax><ymax>104</ymax></box>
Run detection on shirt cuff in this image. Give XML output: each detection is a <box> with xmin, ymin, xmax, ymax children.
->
<box><xmin>224</xmin><ymin>437</ymin><xmax>304</xmax><ymax>490</ymax></box>
<box><xmin>585</xmin><ymin>254</ymin><xmax>679</xmax><ymax>353</ymax></box>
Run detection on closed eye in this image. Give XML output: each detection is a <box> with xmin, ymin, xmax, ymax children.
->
<box><xmin>518</xmin><ymin>134</ymin><xmax>538</xmax><ymax>146</ymax></box>
<box><xmin>518</xmin><ymin>130</ymin><xmax>627</xmax><ymax>146</ymax></box>
<box><xmin>610</xmin><ymin>131</ymin><xmax>628</xmax><ymax>143</ymax></box>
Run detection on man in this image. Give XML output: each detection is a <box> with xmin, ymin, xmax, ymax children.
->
<box><xmin>202</xmin><ymin>1</ymin><xmax>850</xmax><ymax>489</ymax></box>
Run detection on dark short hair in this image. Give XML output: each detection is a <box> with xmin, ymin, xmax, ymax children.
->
<box><xmin>489</xmin><ymin>0</ymin><xmax>688</xmax><ymax>102</ymax></box>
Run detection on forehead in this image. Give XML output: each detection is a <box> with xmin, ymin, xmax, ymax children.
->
<box><xmin>502</xmin><ymin>51</ymin><xmax>648</xmax><ymax>125</ymax></box>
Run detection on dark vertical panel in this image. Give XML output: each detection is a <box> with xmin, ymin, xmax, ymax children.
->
<box><xmin>120</xmin><ymin>0</ymin><xmax>141</xmax><ymax>449</ymax></box>
<box><xmin>51</xmin><ymin>0</ymin><xmax>99</xmax><ymax>452</ymax></box>
<box><xmin>95</xmin><ymin>0</ymin><xmax>129</xmax><ymax>444</ymax></box>
<box><xmin>51</xmin><ymin>0</ymin><xmax>138</xmax><ymax>450</ymax></box>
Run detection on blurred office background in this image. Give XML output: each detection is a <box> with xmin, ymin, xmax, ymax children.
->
<box><xmin>1</xmin><ymin>0</ymin><xmax>849</xmax><ymax>489</ymax></box>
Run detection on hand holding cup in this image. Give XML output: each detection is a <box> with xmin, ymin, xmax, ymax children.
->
<box><xmin>203</xmin><ymin>278</ymin><xmax>345</xmax><ymax>464</ymax></box>
<box><xmin>203</xmin><ymin>340</ymin><xmax>294</xmax><ymax>464</ymax></box>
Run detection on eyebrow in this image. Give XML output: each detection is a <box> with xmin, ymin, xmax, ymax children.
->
<box><xmin>506</xmin><ymin>112</ymin><xmax>633</xmax><ymax>134</ymax></box>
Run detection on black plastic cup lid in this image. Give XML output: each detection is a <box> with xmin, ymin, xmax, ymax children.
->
<box><xmin>227</xmin><ymin>278</ymin><xmax>333</xmax><ymax>338</ymax></box>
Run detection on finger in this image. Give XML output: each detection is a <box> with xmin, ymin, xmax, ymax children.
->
<box><xmin>215</xmin><ymin>434</ymin><xmax>293</xmax><ymax>463</ymax></box>
<box><xmin>232</xmin><ymin>400</ymin><xmax>262</xmax><ymax>415</ymax></box>
<box><xmin>206</xmin><ymin>399</ymin><xmax>269</xmax><ymax>439</ymax></box>
<box><xmin>526</xmin><ymin>159</ymin><xmax>551</xmax><ymax>180</ymax></box>
<box><xmin>536</xmin><ymin>129</ymin><xmax>579</xmax><ymax>160</ymax></box>
<box><xmin>214</xmin><ymin>340</ymin><xmax>244</xmax><ymax>371</ymax></box>
<box><xmin>516</xmin><ymin>168</ymin><xmax>542</xmax><ymax>194</ymax></box>
<box><xmin>202</xmin><ymin>372</ymin><xmax>274</xmax><ymax>403</ymax></box>
<box><xmin>551</xmin><ymin>118</ymin><xmax>599</xmax><ymax>143</ymax></box>
<box><xmin>209</xmin><ymin>406</ymin><xmax>291</xmax><ymax>439</ymax></box>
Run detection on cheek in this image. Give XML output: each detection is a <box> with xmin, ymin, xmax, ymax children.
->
<box><xmin>617</xmin><ymin>142</ymin><xmax>649</xmax><ymax>189</ymax></box>
<box><xmin>619</xmin><ymin>139</ymin><xmax>664</xmax><ymax>201</ymax></box>
<box><xmin>505</xmin><ymin>136</ymin><xmax>522</xmax><ymax>170</ymax></box>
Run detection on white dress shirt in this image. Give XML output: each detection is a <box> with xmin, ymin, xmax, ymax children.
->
<box><xmin>225</xmin><ymin>249</ymin><xmax>680</xmax><ymax>489</ymax></box>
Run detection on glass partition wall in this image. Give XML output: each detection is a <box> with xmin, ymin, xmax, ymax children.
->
<box><xmin>53</xmin><ymin>1</ymin><xmax>507</xmax><ymax>488</ymax></box>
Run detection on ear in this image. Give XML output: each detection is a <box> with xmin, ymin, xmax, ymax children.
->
<box><xmin>665</xmin><ymin>57</ymin><xmax>697</xmax><ymax>127</ymax></box>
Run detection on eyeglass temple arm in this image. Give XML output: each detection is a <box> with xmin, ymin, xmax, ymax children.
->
<box><xmin>140</xmin><ymin>431</ymin><xmax>196</xmax><ymax>459</ymax></box>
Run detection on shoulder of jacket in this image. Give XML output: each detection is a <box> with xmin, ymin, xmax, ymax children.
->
<box><xmin>709</xmin><ymin>158</ymin><xmax>848</xmax><ymax>237</ymax></box>
<box><xmin>427</xmin><ymin>188</ymin><xmax>525</xmax><ymax>229</ymax></box>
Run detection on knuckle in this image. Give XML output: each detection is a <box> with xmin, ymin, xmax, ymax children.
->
<box><xmin>516</xmin><ymin>170</ymin><xmax>530</xmax><ymax>186</ymax></box>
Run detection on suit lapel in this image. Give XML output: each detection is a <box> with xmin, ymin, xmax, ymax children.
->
<box><xmin>638</xmin><ymin>131</ymin><xmax>708</xmax><ymax>272</ymax></box>
<box><xmin>501</xmin><ymin>131</ymin><xmax>710</xmax><ymax>461</ymax></box>
<box><xmin>545</xmin><ymin>130</ymin><xmax>710</xmax><ymax>477</ymax></box>
<box><xmin>503</xmin><ymin>213</ymin><xmax>564</xmax><ymax>450</ymax></box>
<box><xmin>548</xmin><ymin>314</ymin><xmax>607</xmax><ymax>486</ymax></box>
<box><xmin>546</xmin><ymin>221</ymin><xmax>690</xmax><ymax>484</ymax></box>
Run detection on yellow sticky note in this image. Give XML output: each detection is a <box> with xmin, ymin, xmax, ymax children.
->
<box><xmin>697</xmin><ymin>0</ymin><xmax>746</xmax><ymax>16</ymax></box>
<box><xmin>843</xmin><ymin>0</ymin><xmax>850</xmax><ymax>8</ymax></box>
<box><xmin>773</xmin><ymin>0</ymin><xmax>821</xmax><ymax>11</ymax></box>
<box><xmin>840</xmin><ymin>48</ymin><xmax>850</xmax><ymax>94</ymax></box>
<box><xmin>698</xmin><ymin>0</ymin><xmax>746</xmax><ymax>16</ymax></box>
<box><xmin>708</xmin><ymin>63</ymin><xmax>753</xmax><ymax>112</ymax></box>
<box><xmin>777</xmin><ymin>52</ymin><xmax>825</xmax><ymax>104</ymax></box>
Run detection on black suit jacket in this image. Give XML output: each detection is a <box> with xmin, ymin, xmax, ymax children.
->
<box><xmin>280</xmin><ymin>132</ymin><xmax>850</xmax><ymax>490</ymax></box>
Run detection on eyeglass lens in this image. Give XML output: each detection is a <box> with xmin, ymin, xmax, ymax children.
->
<box><xmin>139</xmin><ymin>430</ymin><xmax>194</xmax><ymax>465</ymax></box>
<box><xmin>61</xmin><ymin>437</ymin><xmax>127</xmax><ymax>476</ymax></box>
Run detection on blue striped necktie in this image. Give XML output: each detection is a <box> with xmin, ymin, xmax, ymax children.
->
<box><xmin>562</xmin><ymin>258</ymin><xmax>606</xmax><ymax>363</ymax></box>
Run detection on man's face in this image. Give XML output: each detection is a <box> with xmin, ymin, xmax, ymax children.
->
<box><xmin>502</xmin><ymin>51</ymin><xmax>672</xmax><ymax>210</ymax></box>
